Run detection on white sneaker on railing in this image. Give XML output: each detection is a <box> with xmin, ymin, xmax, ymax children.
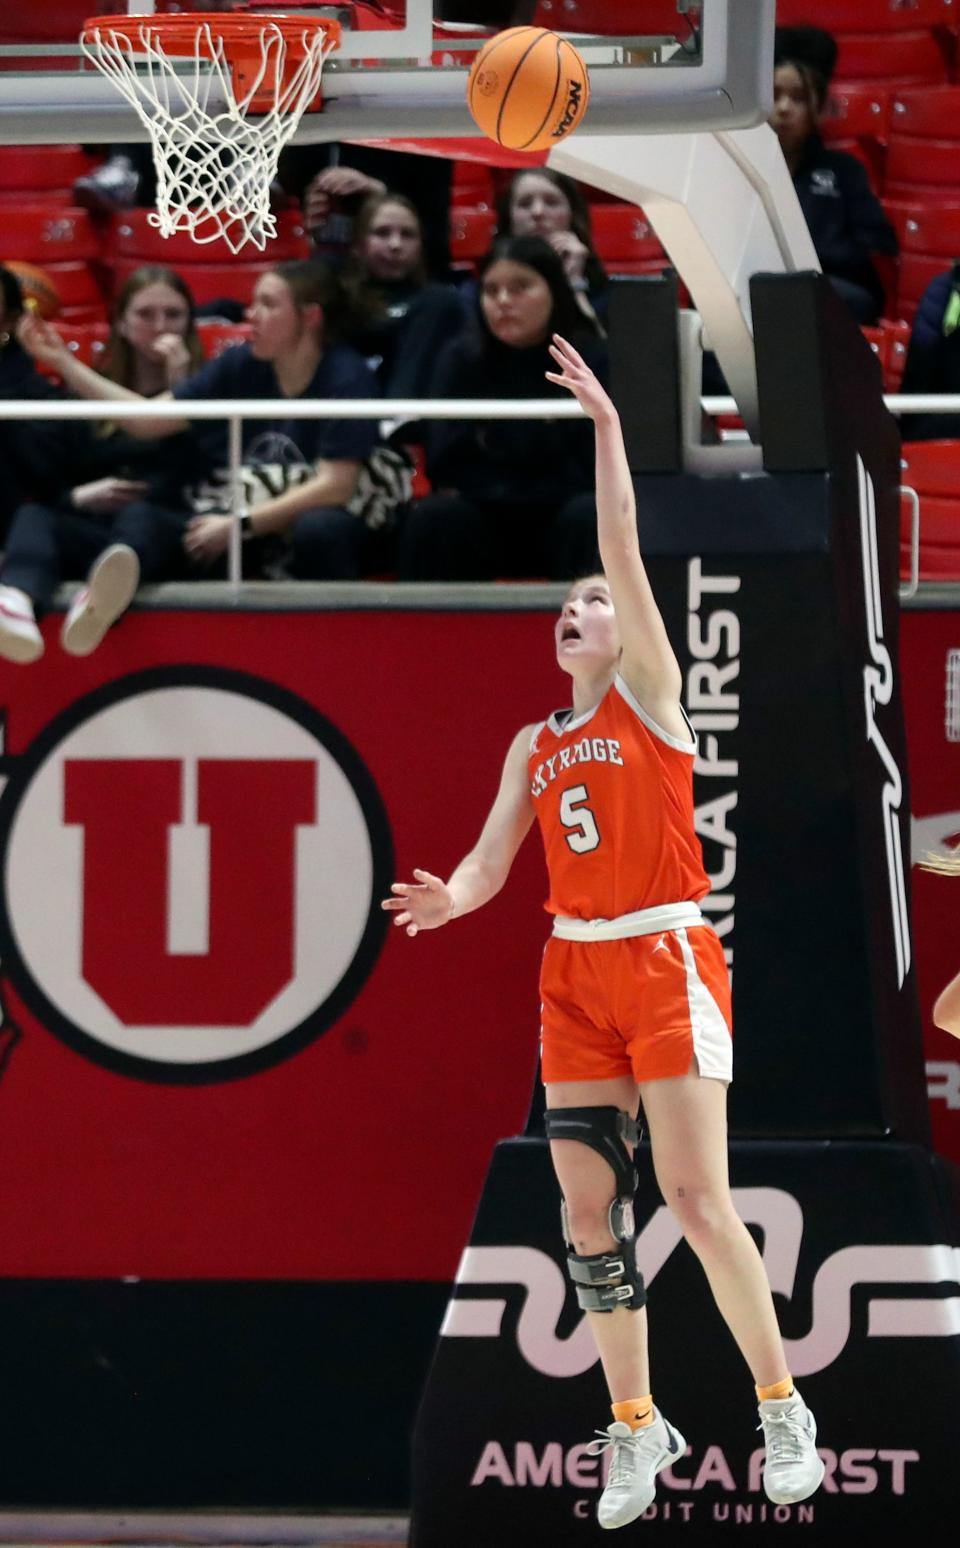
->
<box><xmin>61</xmin><ymin>544</ymin><xmax>140</xmax><ymax>657</ymax></box>
<box><xmin>758</xmin><ymin>1389</ymin><xmax>825</xmax><ymax>1504</ymax></box>
<box><xmin>0</xmin><ymin>585</ymin><xmax>44</xmax><ymax>664</ymax></box>
<box><xmin>589</xmin><ymin>1409</ymin><xmax>686</xmax><ymax>1530</ymax></box>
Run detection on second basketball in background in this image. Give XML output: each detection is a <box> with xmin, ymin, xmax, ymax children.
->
<box><xmin>467</xmin><ymin>25</ymin><xmax>590</xmax><ymax>153</ymax></box>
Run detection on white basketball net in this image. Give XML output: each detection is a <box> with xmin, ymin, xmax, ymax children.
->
<box><xmin>81</xmin><ymin>19</ymin><xmax>337</xmax><ymax>254</ymax></box>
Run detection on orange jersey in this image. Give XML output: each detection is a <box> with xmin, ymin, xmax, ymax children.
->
<box><xmin>528</xmin><ymin>675</ymin><xmax>710</xmax><ymax>919</ymax></box>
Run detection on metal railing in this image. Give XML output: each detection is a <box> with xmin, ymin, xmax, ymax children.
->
<box><xmin>1</xmin><ymin>392</ymin><xmax>956</xmax><ymax>593</ymax></box>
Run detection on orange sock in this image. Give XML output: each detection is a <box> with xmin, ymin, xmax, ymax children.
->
<box><xmin>612</xmin><ymin>1396</ymin><xmax>654</xmax><ymax>1430</ymax></box>
<box><xmin>756</xmin><ymin>1375</ymin><xmax>794</xmax><ymax>1402</ymax></box>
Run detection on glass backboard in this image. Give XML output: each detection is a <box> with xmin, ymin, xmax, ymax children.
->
<box><xmin>0</xmin><ymin>2</ymin><xmax>774</xmax><ymax>144</ymax></box>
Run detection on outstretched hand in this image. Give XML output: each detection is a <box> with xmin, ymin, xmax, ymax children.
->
<box><xmin>545</xmin><ymin>333</ymin><xmax>615</xmax><ymax>422</ymax></box>
<box><xmin>16</xmin><ymin>310</ymin><xmax>69</xmax><ymax>370</ymax></box>
<box><xmin>381</xmin><ymin>868</ymin><xmax>454</xmax><ymax>938</ymax></box>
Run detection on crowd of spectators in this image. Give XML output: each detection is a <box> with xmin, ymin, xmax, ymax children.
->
<box><xmin>0</xmin><ymin>20</ymin><xmax>957</xmax><ymax>658</ymax></box>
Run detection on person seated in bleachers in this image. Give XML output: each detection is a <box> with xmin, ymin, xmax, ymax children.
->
<box><xmin>771</xmin><ymin>25</ymin><xmax>897</xmax><ymax>324</ymax></box>
<box><xmin>0</xmin><ymin>265</ymin><xmax>207</xmax><ymax>663</ymax></box>
<box><xmin>0</xmin><ymin>263</ymin><xmax>67</xmax><ymax>538</ymax></box>
<box><xmin>10</xmin><ymin>261</ymin><xmax>384</xmax><ymax>649</ymax></box>
<box><xmin>341</xmin><ymin>191</ymin><xmax>466</xmax><ymax>401</ymax></box>
<box><xmin>495</xmin><ymin>167</ymin><xmax>608</xmax><ymax>331</ymax></box>
<box><xmin>398</xmin><ymin>234</ymin><xmax>605</xmax><ymax>583</ymax></box>
<box><xmin>900</xmin><ymin>263</ymin><xmax>960</xmax><ymax>440</ymax></box>
<box><xmin>284</xmin><ymin>144</ymin><xmax>453</xmax><ymax>281</ymax></box>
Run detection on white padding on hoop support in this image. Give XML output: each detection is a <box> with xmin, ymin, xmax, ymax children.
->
<box><xmin>550</xmin><ymin>125</ymin><xmax>819</xmax><ymax>440</ymax></box>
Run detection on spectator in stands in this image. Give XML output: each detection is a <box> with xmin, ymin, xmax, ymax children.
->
<box><xmin>0</xmin><ymin>265</ymin><xmax>206</xmax><ymax>663</ymax></box>
<box><xmin>899</xmin><ymin>263</ymin><xmax>960</xmax><ymax>440</ymax></box>
<box><xmin>9</xmin><ymin>262</ymin><xmax>384</xmax><ymax>651</ymax></box>
<box><xmin>496</xmin><ymin>168</ymin><xmax>608</xmax><ymax>330</ymax></box>
<box><xmin>771</xmin><ymin>25</ymin><xmax>897</xmax><ymax>324</ymax></box>
<box><xmin>341</xmin><ymin>191</ymin><xmax>466</xmax><ymax>399</ymax></box>
<box><xmin>398</xmin><ymin>235</ymin><xmax>605</xmax><ymax>582</ymax></box>
<box><xmin>284</xmin><ymin>145</ymin><xmax>453</xmax><ymax>279</ymax></box>
<box><xmin>101</xmin><ymin>264</ymin><xmax>205</xmax><ymax>393</ymax></box>
<box><xmin>0</xmin><ymin>263</ymin><xmax>65</xmax><ymax>537</ymax></box>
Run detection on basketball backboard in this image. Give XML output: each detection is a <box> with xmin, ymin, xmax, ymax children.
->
<box><xmin>0</xmin><ymin>2</ymin><xmax>775</xmax><ymax>144</ymax></box>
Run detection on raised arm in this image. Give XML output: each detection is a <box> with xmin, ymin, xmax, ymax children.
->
<box><xmin>381</xmin><ymin>724</ymin><xmax>536</xmax><ymax>937</ymax></box>
<box><xmin>545</xmin><ymin>334</ymin><xmax>687</xmax><ymax>738</ymax></box>
<box><xmin>17</xmin><ymin>312</ymin><xmax>189</xmax><ymax>438</ymax></box>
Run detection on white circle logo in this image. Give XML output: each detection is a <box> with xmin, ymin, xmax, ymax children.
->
<box><xmin>0</xmin><ymin>669</ymin><xmax>392</xmax><ymax>1083</ymax></box>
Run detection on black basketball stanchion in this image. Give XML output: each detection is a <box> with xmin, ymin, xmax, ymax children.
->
<box><xmin>409</xmin><ymin>275</ymin><xmax>960</xmax><ymax>1544</ymax></box>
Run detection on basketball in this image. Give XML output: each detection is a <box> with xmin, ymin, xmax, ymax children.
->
<box><xmin>467</xmin><ymin>26</ymin><xmax>589</xmax><ymax>153</ymax></box>
<box><xmin>1</xmin><ymin>260</ymin><xmax>61</xmax><ymax>319</ymax></box>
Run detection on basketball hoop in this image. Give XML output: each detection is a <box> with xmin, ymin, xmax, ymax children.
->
<box><xmin>80</xmin><ymin>12</ymin><xmax>341</xmax><ymax>253</ymax></box>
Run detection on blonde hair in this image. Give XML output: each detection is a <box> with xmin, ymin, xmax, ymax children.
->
<box><xmin>920</xmin><ymin>844</ymin><xmax>960</xmax><ymax>876</ymax></box>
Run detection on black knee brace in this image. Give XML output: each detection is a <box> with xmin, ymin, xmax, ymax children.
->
<box><xmin>544</xmin><ymin>1105</ymin><xmax>647</xmax><ymax>1313</ymax></box>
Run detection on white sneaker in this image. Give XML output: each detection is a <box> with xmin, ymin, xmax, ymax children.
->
<box><xmin>589</xmin><ymin>1409</ymin><xmax>686</xmax><ymax>1530</ymax></box>
<box><xmin>758</xmin><ymin>1389</ymin><xmax>825</xmax><ymax>1504</ymax></box>
<box><xmin>61</xmin><ymin>544</ymin><xmax>140</xmax><ymax>657</ymax></box>
<box><xmin>0</xmin><ymin>585</ymin><xmax>43</xmax><ymax>664</ymax></box>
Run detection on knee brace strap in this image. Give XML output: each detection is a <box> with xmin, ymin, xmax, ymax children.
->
<box><xmin>543</xmin><ymin>1106</ymin><xmax>639</xmax><ymax>1199</ymax></box>
<box><xmin>567</xmin><ymin>1248</ymin><xmax>647</xmax><ymax>1313</ymax></box>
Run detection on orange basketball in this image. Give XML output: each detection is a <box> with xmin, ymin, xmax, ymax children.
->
<box><xmin>1</xmin><ymin>260</ymin><xmax>62</xmax><ymax>320</ymax></box>
<box><xmin>467</xmin><ymin>26</ymin><xmax>590</xmax><ymax>153</ymax></box>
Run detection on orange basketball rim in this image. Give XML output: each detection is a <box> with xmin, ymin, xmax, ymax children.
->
<box><xmin>81</xmin><ymin>11</ymin><xmax>341</xmax><ymax>115</ymax></box>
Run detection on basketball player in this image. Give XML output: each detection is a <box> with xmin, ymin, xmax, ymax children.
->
<box><xmin>383</xmin><ymin>335</ymin><xmax>824</xmax><ymax>1530</ymax></box>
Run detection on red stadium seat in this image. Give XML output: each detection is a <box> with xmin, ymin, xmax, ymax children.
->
<box><xmin>835</xmin><ymin>30</ymin><xmax>949</xmax><ymax>84</ymax></box>
<box><xmin>898</xmin><ymin>201</ymin><xmax>960</xmax><ymax>256</ymax></box>
<box><xmin>901</xmin><ymin>440</ymin><xmax>960</xmax><ymax>496</ymax></box>
<box><xmin>890</xmin><ymin>83</ymin><xmax>960</xmax><ymax>135</ymax></box>
<box><xmin>109</xmin><ymin>207</ymin><xmax>309</xmax><ymax>265</ymax></box>
<box><xmin>452</xmin><ymin>161</ymin><xmax>494</xmax><ymax>211</ymax></box>
<box><xmin>821</xmin><ymin>83</ymin><xmax>890</xmax><ymax>143</ymax></box>
<box><xmin>897</xmin><ymin>251</ymin><xmax>948</xmax><ymax>320</ymax></box>
<box><xmin>882</xmin><ymin>318</ymin><xmax>911</xmax><ymax>389</ymax></box>
<box><xmin>777</xmin><ymin>0</ymin><xmax>952</xmax><ymax>30</ymax></box>
<box><xmin>887</xmin><ymin>137</ymin><xmax>960</xmax><ymax>198</ymax></box>
<box><xmin>109</xmin><ymin>257</ymin><xmax>269</xmax><ymax>308</ymax></box>
<box><xmin>449</xmin><ymin>205</ymin><xmax>495</xmax><ymax>263</ymax></box>
<box><xmin>196</xmin><ymin>319</ymin><xmax>254</xmax><ymax>359</ymax></box>
<box><xmin>886</xmin><ymin>87</ymin><xmax>960</xmax><ymax>199</ymax></box>
<box><xmin>0</xmin><ymin>145</ymin><xmax>92</xmax><ymax>194</ymax></box>
<box><xmin>56</xmin><ymin>319</ymin><xmax>110</xmax><ymax>369</ymax></box>
<box><xmin>888</xmin><ymin>202</ymin><xmax>960</xmax><ymax>320</ymax></box>
<box><xmin>589</xmin><ymin>203</ymin><xmax>667</xmax><ymax>272</ymax></box>
<box><xmin>0</xmin><ymin>205</ymin><xmax>100</xmax><ymax>263</ymax></box>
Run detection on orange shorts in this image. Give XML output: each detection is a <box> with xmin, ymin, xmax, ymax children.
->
<box><xmin>539</xmin><ymin>923</ymin><xmax>733</xmax><ymax>1085</ymax></box>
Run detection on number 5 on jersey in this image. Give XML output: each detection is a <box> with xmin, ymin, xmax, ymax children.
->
<box><xmin>559</xmin><ymin>783</ymin><xmax>601</xmax><ymax>853</ymax></box>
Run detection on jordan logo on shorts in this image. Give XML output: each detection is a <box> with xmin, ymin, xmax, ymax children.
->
<box><xmin>652</xmin><ymin>934</ymin><xmax>670</xmax><ymax>955</ymax></box>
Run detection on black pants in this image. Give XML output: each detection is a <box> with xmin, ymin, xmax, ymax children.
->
<box><xmin>1</xmin><ymin>498</ymin><xmax>191</xmax><ymax>610</ymax></box>
<box><xmin>397</xmin><ymin>493</ymin><xmax>600</xmax><ymax>582</ymax></box>
<box><xmin>286</xmin><ymin>505</ymin><xmax>397</xmax><ymax>580</ymax></box>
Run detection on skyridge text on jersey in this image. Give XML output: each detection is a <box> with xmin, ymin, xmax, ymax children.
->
<box><xmin>530</xmin><ymin>738</ymin><xmax>624</xmax><ymax>798</ymax></box>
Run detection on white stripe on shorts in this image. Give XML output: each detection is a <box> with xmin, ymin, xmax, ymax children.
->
<box><xmin>676</xmin><ymin>926</ymin><xmax>733</xmax><ymax>1083</ymax></box>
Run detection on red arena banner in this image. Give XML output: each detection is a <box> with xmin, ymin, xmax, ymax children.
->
<box><xmin>0</xmin><ymin>608</ymin><xmax>556</xmax><ymax>1282</ymax></box>
<box><xmin>901</xmin><ymin>607</ymin><xmax>960</xmax><ymax>1169</ymax></box>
